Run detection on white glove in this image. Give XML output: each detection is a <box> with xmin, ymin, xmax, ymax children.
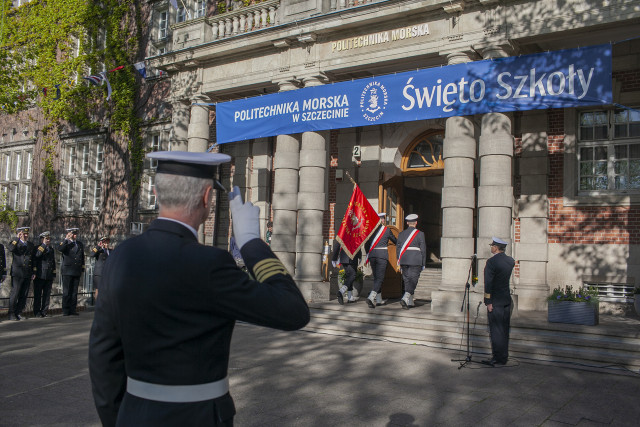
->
<box><xmin>229</xmin><ymin>186</ymin><xmax>260</xmax><ymax>249</ymax></box>
<box><xmin>422</xmin><ymin>266</ymin><xmax>425</xmax><ymax>271</ymax></box>
<box><xmin>332</xmin><ymin>261</ymin><xmax>337</xmax><ymax>268</ymax></box>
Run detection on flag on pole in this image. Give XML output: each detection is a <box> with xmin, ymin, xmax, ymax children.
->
<box><xmin>335</xmin><ymin>184</ymin><xmax>381</xmax><ymax>259</ymax></box>
<box><xmin>169</xmin><ymin>0</ymin><xmax>178</xmax><ymax>9</ymax></box>
<box><xmin>109</xmin><ymin>65</ymin><xmax>125</xmax><ymax>72</ymax></box>
<box><xmin>134</xmin><ymin>61</ymin><xmax>146</xmax><ymax>78</ymax></box>
<box><xmin>83</xmin><ymin>72</ymin><xmax>112</xmax><ymax>100</ymax></box>
<box><xmin>53</xmin><ymin>84</ymin><xmax>61</xmax><ymax>100</ymax></box>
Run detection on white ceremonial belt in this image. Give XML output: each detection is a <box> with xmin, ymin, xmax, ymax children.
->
<box><xmin>372</xmin><ymin>247</ymin><xmax>387</xmax><ymax>250</ymax></box>
<box><xmin>406</xmin><ymin>247</ymin><xmax>420</xmax><ymax>251</ymax></box>
<box><xmin>127</xmin><ymin>376</ymin><xmax>229</xmax><ymax>403</ymax></box>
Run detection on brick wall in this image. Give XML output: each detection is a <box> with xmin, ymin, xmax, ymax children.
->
<box><xmin>323</xmin><ymin>129</ymin><xmax>339</xmax><ymax>241</ymax></box>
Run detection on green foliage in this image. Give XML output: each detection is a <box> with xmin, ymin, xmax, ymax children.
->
<box><xmin>0</xmin><ymin>0</ymin><xmax>144</xmax><ymax>202</ymax></box>
<box><xmin>0</xmin><ymin>193</ymin><xmax>19</xmax><ymax>230</ymax></box>
<box><xmin>633</xmin><ymin>287</ymin><xmax>640</xmax><ymax>295</ymax></box>
<box><xmin>549</xmin><ymin>285</ymin><xmax>599</xmax><ymax>304</ymax></box>
<box><xmin>338</xmin><ymin>266</ymin><xmax>364</xmax><ymax>283</ymax></box>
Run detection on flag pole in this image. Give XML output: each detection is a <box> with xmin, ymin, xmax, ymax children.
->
<box><xmin>344</xmin><ymin>170</ymin><xmax>357</xmax><ymax>186</ymax></box>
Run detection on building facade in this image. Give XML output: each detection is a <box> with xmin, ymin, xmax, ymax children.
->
<box><xmin>147</xmin><ymin>0</ymin><xmax>640</xmax><ymax>314</ymax></box>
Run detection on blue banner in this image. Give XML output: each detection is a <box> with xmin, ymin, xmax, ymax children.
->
<box><xmin>216</xmin><ymin>45</ymin><xmax>612</xmax><ymax>144</ymax></box>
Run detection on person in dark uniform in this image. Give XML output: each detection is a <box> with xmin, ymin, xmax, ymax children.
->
<box><xmin>90</xmin><ymin>236</ymin><xmax>110</xmax><ymax>301</ymax></box>
<box><xmin>33</xmin><ymin>231</ymin><xmax>56</xmax><ymax>318</ymax></box>
<box><xmin>58</xmin><ymin>227</ymin><xmax>85</xmax><ymax>316</ymax></box>
<box><xmin>364</xmin><ymin>213</ymin><xmax>397</xmax><ymax>308</ymax></box>
<box><xmin>395</xmin><ymin>214</ymin><xmax>427</xmax><ymax>309</ymax></box>
<box><xmin>89</xmin><ymin>151</ymin><xmax>309</xmax><ymax>427</ymax></box>
<box><xmin>332</xmin><ymin>241</ymin><xmax>362</xmax><ymax>304</ymax></box>
<box><xmin>8</xmin><ymin>226</ymin><xmax>35</xmax><ymax>321</ymax></box>
<box><xmin>482</xmin><ymin>237</ymin><xmax>515</xmax><ymax>367</ymax></box>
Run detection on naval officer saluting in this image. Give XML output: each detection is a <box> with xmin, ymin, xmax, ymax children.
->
<box><xmin>89</xmin><ymin>151</ymin><xmax>310</xmax><ymax>427</ymax></box>
<box><xmin>58</xmin><ymin>227</ymin><xmax>85</xmax><ymax>316</ymax></box>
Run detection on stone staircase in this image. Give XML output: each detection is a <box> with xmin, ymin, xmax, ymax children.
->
<box><xmin>305</xmin><ymin>299</ymin><xmax>640</xmax><ymax>373</ymax></box>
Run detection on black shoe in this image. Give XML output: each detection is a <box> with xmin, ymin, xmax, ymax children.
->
<box><xmin>366</xmin><ymin>298</ymin><xmax>375</xmax><ymax>309</ymax></box>
<box><xmin>40</xmin><ymin>313</ymin><xmax>48</xmax><ymax>318</ymax></box>
<box><xmin>400</xmin><ymin>299</ymin><xmax>408</xmax><ymax>309</ymax></box>
<box><xmin>482</xmin><ymin>358</ymin><xmax>497</xmax><ymax>367</ymax></box>
<box><xmin>15</xmin><ymin>314</ymin><xmax>23</xmax><ymax>321</ymax></box>
<box><xmin>336</xmin><ymin>292</ymin><xmax>344</xmax><ymax>305</ymax></box>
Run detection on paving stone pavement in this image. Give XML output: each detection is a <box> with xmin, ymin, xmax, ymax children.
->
<box><xmin>1</xmin><ymin>311</ymin><xmax>639</xmax><ymax>427</ymax></box>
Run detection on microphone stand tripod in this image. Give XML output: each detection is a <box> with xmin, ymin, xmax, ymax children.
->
<box><xmin>451</xmin><ymin>255</ymin><xmax>480</xmax><ymax>369</ymax></box>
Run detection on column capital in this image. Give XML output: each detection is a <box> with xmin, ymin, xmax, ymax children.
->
<box><xmin>301</xmin><ymin>73</ymin><xmax>329</xmax><ymax>88</ymax></box>
<box><xmin>274</xmin><ymin>77</ymin><xmax>303</xmax><ymax>92</ymax></box>
<box><xmin>189</xmin><ymin>93</ymin><xmax>211</xmax><ymax>104</ymax></box>
<box><xmin>443</xmin><ymin>50</ymin><xmax>479</xmax><ymax>65</ymax></box>
<box><xmin>473</xmin><ymin>41</ymin><xmax>517</xmax><ymax>59</ymax></box>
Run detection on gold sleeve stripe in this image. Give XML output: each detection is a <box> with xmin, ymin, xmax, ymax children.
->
<box><xmin>11</xmin><ymin>241</ymin><xmax>17</xmax><ymax>245</ymax></box>
<box><xmin>38</xmin><ymin>246</ymin><xmax>45</xmax><ymax>252</ymax></box>
<box><xmin>484</xmin><ymin>293</ymin><xmax>491</xmax><ymax>299</ymax></box>
<box><xmin>253</xmin><ymin>258</ymin><xmax>289</xmax><ymax>282</ymax></box>
<box><xmin>92</xmin><ymin>248</ymin><xmax>98</xmax><ymax>253</ymax></box>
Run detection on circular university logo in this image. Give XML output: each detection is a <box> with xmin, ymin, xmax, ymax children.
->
<box><xmin>360</xmin><ymin>81</ymin><xmax>388</xmax><ymax>122</ymax></box>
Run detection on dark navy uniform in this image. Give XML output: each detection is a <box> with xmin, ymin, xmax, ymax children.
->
<box><xmin>58</xmin><ymin>238</ymin><xmax>85</xmax><ymax>315</ymax></box>
<box><xmin>484</xmin><ymin>251</ymin><xmax>515</xmax><ymax>364</ymax></box>
<box><xmin>89</xmin><ymin>219</ymin><xmax>309</xmax><ymax>427</ymax></box>
<box><xmin>8</xmin><ymin>238</ymin><xmax>35</xmax><ymax>319</ymax></box>
<box><xmin>33</xmin><ymin>240</ymin><xmax>56</xmax><ymax>317</ymax></box>
<box><xmin>395</xmin><ymin>226</ymin><xmax>427</xmax><ymax>299</ymax></box>
<box><xmin>332</xmin><ymin>241</ymin><xmax>361</xmax><ymax>303</ymax></box>
<box><xmin>90</xmin><ymin>244</ymin><xmax>109</xmax><ymax>291</ymax></box>
<box><xmin>364</xmin><ymin>225</ymin><xmax>397</xmax><ymax>294</ymax></box>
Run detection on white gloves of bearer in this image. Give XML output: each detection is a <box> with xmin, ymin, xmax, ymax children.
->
<box><xmin>332</xmin><ymin>261</ymin><xmax>338</xmax><ymax>268</ymax></box>
<box><xmin>229</xmin><ymin>186</ymin><xmax>260</xmax><ymax>249</ymax></box>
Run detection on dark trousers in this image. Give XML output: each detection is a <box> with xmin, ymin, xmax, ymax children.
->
<box><xmin>342</xmin><ymin>263</ymin><xmax>357</xmax><ymax>291</ymax></box>
<box><xmin>400</xmin><ymin>265</ymin><xmax>422</xmax><ymax>295</ymax></box>
<box><xmin>62</xmin><ymin>275</ymin><xmax>81</xmax><ymax>314</ymax></box>
<box><xmin>33</xmin><ymin>278</ymin><xmax>53</xmax><ymax>315</ymax></box>
<box><xmin>9</xmin><ymin>276</ymin><xmax>31</xmax><ymax>316</ymax></box>
<box><xmin>488</xmin><ymin>299</ymin><xmax>512</xmax><ymax>363</ymax></box>
<box><xmin>93</xmin><ymin>275</ymin><xmax>101</xmax><ymax>290</ymax></box>
<box><xmin>369</xmin><ymin>258</ymin><xmax>387</xmax><ymax>293</ymax></box>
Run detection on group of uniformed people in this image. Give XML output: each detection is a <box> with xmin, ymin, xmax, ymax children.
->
<box><xmin>332</xmin><ymin>212</ymin><xmax>427</xmax><ymax>310</ymax></box>
<box><xmin>1</xmin><ymin>226</ymin><xmax>111</xmax><ymax>321</ymax></box>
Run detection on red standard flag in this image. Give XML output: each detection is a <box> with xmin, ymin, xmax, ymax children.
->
<box><xmin>335</xmin><ymin>184</ymin><xmax>381</xmax><ymax>259</ymax></box>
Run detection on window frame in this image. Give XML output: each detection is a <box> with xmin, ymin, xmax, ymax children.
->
<box><xmin>577</xmin><ymin>108</ymin><xmax>640</xmax><ymax>195</ymax></box>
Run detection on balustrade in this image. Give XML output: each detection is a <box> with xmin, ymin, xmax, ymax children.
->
<box><xmin>208</xmin><ymin>0</ymin><xmax>279</xmax><ymax>41</ymax></box>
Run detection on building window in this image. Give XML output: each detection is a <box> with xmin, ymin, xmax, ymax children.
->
<box><xmin>14</xmin><ymin>152</ymin><xmax>21</xmax><ymax>180</ymax></box>
<box><xmin>176</xmin><ymin>6</ymin><xmax>187</xmax><ymax>23</ymax></box>
<box><xmin>26</xmin><ymin>151</ymin><xmax>32</xmax><ymax>179</ymax></box>
<box><xmin>81</xmin><ymin>144</ymin><xmax>90</xmax><ymax>174</ymax></box>
<box><xmin>159</xmin><ymin>10</ymin><xmax>168</xmax><ymax>39</ymax></box>
<box><xmin>66</xmin><ymin>181</ymin><xmax>74</xmax><ymax>211</ymax></box>
<box><xmin>96</xmin><ymin>142</ymin><xmax>104</xmax><ymax>172</ymax></box>
<box><xmin>68</xmin><ymin>146</ymin><xmax>76</xmax><ymax>175</ymax></box>
<box><xmin>401</xmin><ymin>131</ymin><xmax>445</xmax><ymax>173</ymax></box>
<box><xmin>150</xmin><ymin>134</ymin><xmax>161</xmax><ymax>169</ymax></box>
<box><xmin>12</xmin><ymin>184</ymin><xmax>19</xmax><ymax>211</ymax></box>
<box><xmin>578</xmin><ymin>109</ymin><xmax>640</xmax><ymax>192</ymax></box>
<box><xmin>80</xmin><ymin>179</ymin><xmax>87</xmax><ymax>210</ymax></box>
<box><xmin>4</xmin><ymin>155</ymin><xmax>10</xmax><ymax>181</ymax></box>
<box><xmin>196</xmin><ymin>0</ymin><xmax>206</xmax><ymax>18</ymax></box>
<box><xmin>93</xmin><ymin>180</ymin><xmax>102</xmax><ymax>210</ymax></box>
<box><xmin>148</xmin><ymin>175</ymin><xmax>156</xmax><ymax>208</ymax></box>
<box><xmin>23</xmin><ymin>184</ymin><xmax>30</xmax><ymax>211</ymax></box>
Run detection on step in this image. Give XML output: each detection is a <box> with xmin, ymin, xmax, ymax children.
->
<box><xmin>306</xmin><ymin>301</ymin><xmax>640</xmax><ymax>372</ymax></box>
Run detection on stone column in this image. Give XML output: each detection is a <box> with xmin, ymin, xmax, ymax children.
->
<box><xmin>188</xmin><ymin>94</ymin><xmax>211</xmax><ymax>153</ymax></box>
<box><xmin>271</xmin><ymin>79</ymin><xmax>301</xmax><ymax>275</ymax></box>
<box><xmin>250</xmin><ymin>138</ymin><xmax>272</xmax><ymax>239</ymax></box>
<box><xmin>477</xmin><ymin>46</ymin><xmax>514</xmax><ymax>292</ymax></box>
<box><xmin>431</xmin><ymin>51</ymin><xmax>477</xmax><ymax>315</ymax></box>
<box><xmin>170</xmin><ymin>100</ymin><xmax>189</xmax><ymax>151</ymax></box>
<box><xmin>187</xmin><ymin>94</ymin><xmax>212</xmax><ymax>243</ymax></box>
<box><xmin>516</xmin><ymin>111</ymin><xmax>549</xmax><ymax>310</ymax></box>
<box><xmin>295</xmin><ymin>76</ymin><xmax>329</xmax><ymax>300</ymax></box>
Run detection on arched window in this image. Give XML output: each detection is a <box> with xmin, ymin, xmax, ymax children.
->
<box><xmin>401</xmin><ymin>131</ymin><xmax>445</xmax><ymax>173</ymax></box>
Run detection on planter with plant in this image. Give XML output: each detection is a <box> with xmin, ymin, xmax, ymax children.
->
<box><xmin>548</xmin><ymin>285</ymin><xmax>599</xmax><ymax>326</ymax></box>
